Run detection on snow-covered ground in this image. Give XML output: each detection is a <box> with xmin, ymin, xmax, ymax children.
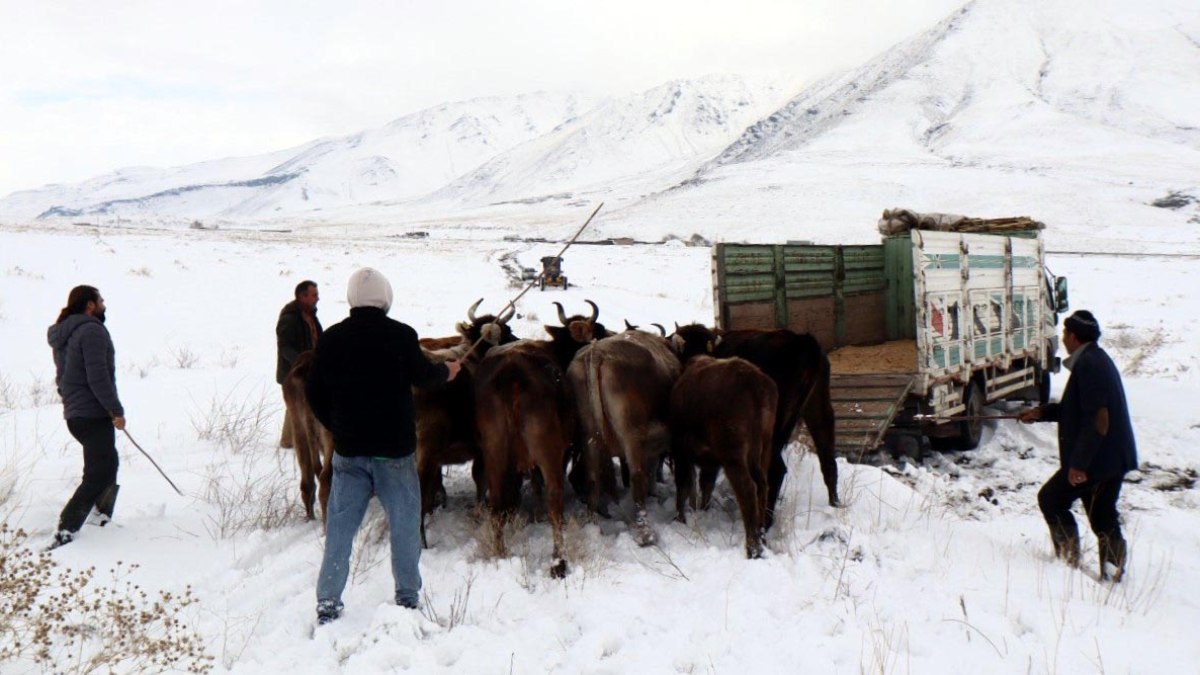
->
<box><xmin>1</xmin><ymin>221</ymin><xmax>1198</xmax><ymax>673</ymax></box>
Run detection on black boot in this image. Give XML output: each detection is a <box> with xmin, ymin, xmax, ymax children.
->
<box><xmin>1099</xmin><ymin>534</ymin><xmax>1127</xmax><ymax>582</ymax></box>
<box><xmin>94</xmin><ymin>483</ymin><xmax>120</xmax><ymax>526</ymax></box>
<box><xmin>1050</xmin><ymin>527</ymin><xmax>1081</xmax><ymax>568</ymax></box>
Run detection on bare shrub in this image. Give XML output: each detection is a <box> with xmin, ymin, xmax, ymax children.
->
<box><xmin>27</xmin><ymin>374</ymin><xmax>54</xmax><ymax>408</ymax></box>
<box><xmin>129</xmin><ymin>266</ymin><xmax>153</xmax><ymax>277</ymax></box>
<box><xmin>202</xmin><ymin>452</ymin><xmax>301</xmax><ymax>538</ymax></box>
<box><xmin>171</xmin><ymin>346</ymin><xmax>200</xmax><ymax>369</ymax></box>
<box><xmin>0</xmin><ymin>524</ymin><xmax>213</xmax><ymax>673</ymax></box>
<box><xmin>190</xmin><ymin>387</ymin><xmax>275</xmax><ymax>454</ymax></box>
<box><xmin>420</xmin><ymin>571</ymin><xmax>476</xmax><ymax>630</ymax></box>
<box><xmin>0</xmin><ymin>372</ymin><xmax>18</xmax><ymax>411</ymax></box>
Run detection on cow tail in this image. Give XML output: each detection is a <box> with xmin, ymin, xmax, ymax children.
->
<box><xmin>584</xmin><ymin>352</ymin><xmax>613</xmax><ymax>456</ymax></box>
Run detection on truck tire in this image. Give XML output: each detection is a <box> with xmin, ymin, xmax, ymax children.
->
<box><xmin>955</xmin><ymin>381</ymin><xmax>984</xmax><ymax>450</ymax></box>
<box><xmin>1035</xmin><ymin>366</ymin><xmax>1051</xmax><ymax>405</ymax></box>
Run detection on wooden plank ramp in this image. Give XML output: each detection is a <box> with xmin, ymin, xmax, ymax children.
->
<box><xmin>830</xmin><ymin>373</ymin><xmax>915</xmax><ymax>459</ymax></box>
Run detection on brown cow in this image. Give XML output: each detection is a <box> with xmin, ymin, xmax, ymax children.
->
<box><xmin>473</xmin><ymin>302</ymin><xmax>603</xmax><ymax>577</ymax></box>
<box><xmin>281</xmin><ymin>350</ymin><xmax>334</xmax><ymax>522</ymax></box>
<box><xmin>671</xmin><ymin>324</ymin><xmax>840</xmax><ymax>524</ymax></box>
<box><xmin>414</xmin><ymin>299</ymin><xmax>517</xmax><ymax>547</ymax></box>
<box><xmin>670</xmin><ymin>354</ymin><xmax>777</xmax><ymax>558</ymax></box>
<box><xmin>567</xmin><ymin>329</ymin><xmax>680</xmax><ymax>544</ymax></box>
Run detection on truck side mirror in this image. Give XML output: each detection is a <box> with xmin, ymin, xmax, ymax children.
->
<box><xmin>1053</xmin><ymin>276</ymin><xmax>1069</xmax><ymax>313</ymax></box>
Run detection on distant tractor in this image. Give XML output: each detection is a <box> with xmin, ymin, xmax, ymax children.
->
<box><xmin>539</xmin><ymin>255</ymin><xmax>568</xmax><ymax>291</ymax></box>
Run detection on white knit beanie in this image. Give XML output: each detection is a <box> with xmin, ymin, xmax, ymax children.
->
<box><xmin>346</xmin><ymin>267</ymin><xmax>393</xmax><ymax>313</ymax></box>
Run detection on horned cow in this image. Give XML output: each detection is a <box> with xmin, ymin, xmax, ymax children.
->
<box><xmin>414</xmin><ymin>299</ymin><xmax>518</xmax><ymax>547</ymax></box>
<box><xmin>567</xmin><ymin>328</ymin><xmax>680</xmax><ymax>544</ymax></box>
<box><xmin>473</xmin><ymin>301</ymin><xmax>604</xmax><ymax>578</ymax></box>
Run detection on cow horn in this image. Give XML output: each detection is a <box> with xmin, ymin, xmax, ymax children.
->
<box><xmin>651</xmin><ymin>323</ymin><xmax>666</xmax><ymax>337</ymax></box>
<box><xmin>585</xmin><ymin>299</ymin><xmax>599</xmax><ymax>324</ymax></box>
<box><xmin>554</xmin><ymin>301</ymin><xmax>568</xmax><ymax>325</ymax></box>
<box><xmin>498</xmin><ymin>303</ymin><xmax>516</xmax><ymax>324</ymax></box>
<box><xmin>674</xmin><ymin>321</ymin><xmax>681</xmax><ymax>333</ymax></box>
<box><xmin>467</xmin><ymin>298</ymin><xmax>484</xmax><ymax>323</ymax></box>
<box><xmin>624</xmin><ymin>319</ymin><xmax>636</xmax><ymax>331</ymax></box>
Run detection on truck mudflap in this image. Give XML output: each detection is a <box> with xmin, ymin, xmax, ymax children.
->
<box><xmin>830</xmin><ymin>373</ymin><xmax>915</xmax><ymax>460</ymax></box>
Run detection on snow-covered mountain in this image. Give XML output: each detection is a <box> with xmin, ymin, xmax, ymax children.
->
<box><xmin>601</xmin><ymin>0</ymin><xmax>1200</xmax><ymax>249</ymax></box>
<box><xmin>0</xmin><ymin>92</ymin><xmax>596</xmax><ymax>223</ymax></box>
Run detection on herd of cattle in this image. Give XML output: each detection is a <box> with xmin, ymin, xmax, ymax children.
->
<box><xmin>282</xmin><ymin>300</ymin><xmax>839</xmax><ymax>577</ymax></box>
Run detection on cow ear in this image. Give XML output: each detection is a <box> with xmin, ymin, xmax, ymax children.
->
<box><xmin>457</xmin><ymin>321</ymin><xmax>470</xmax><ymax>336</ymax></box>
<box><xmin>713</xmin><ymin>335</ymin><xmax>722</xmax><ymax>348</ymax></box>
<box><xmin>671</xmin><ymin>334</ymin><xmax>684</xmax><ymax>354</ymax></box>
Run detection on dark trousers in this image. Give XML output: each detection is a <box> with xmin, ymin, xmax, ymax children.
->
<box><xmin>58</xmin><ymin>417</ymin><xmax>119</xmax><ymax>533</ymax></box>
<box><xmin>1037</xmin><ymin>469</ymin><xmax>1124</xmax><ymax>554</ymax></box>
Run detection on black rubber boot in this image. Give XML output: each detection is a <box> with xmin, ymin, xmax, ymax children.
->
<box><xmin>94</xmin><ymin>483</ymin><xmax>120</xmax><ymax>526</ymax></box>
<box><xmin>1099</xmin><ymin>534</ymin><xmax>1127</xmax><ymax>582</ymax></box>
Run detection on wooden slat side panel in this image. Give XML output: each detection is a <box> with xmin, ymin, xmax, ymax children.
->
<box><xmin>844</xmin><ymin>292</ymin><xmax>887</xmax><ymax>345</ymax></box>
<box><xmin>784</xmin><ymin>297</ymin><xmax>836</xmax><ymax>349</ymax></box>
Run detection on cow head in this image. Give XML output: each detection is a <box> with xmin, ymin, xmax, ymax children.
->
<box><xmin>457</xmin><ymin>298</ymin><xmax>518</xmax><ymax>347</ymax></box>
<box><xmin>546</xmin><ymin>299</ymin><xmax>610</xmax><ymax>344</ymax></box>
<box><xmin>670</xmin><ymin>323</ymin><xmax>722</xmax><ymax>362</ymax></box>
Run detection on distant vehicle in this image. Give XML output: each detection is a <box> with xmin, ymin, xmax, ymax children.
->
<box><xmin>711</xmin><ymin>211</ymin><xmax>1069</xmax><ymax>457</ymax></box>
<box><xmin>539</xmin><ymin>255</ymin><xmax>568</xmax><ymax>291</ymax></box>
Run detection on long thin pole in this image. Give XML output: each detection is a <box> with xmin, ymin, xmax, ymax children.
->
<box><xmin>122</xmin><ymin>429</ymin><xmax>185</xmax><ymax>496</ymax></box>
<box><xmin>912</xmin><ymin>414</ymin><xmax>1024</xmax><ymax>422</ymax></box>
<box><xmin>462</xmin><ymin>202</ymin><xmax>604</xmax><ymax>360</ymax></box>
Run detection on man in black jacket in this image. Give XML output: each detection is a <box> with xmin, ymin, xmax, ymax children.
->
<box><xmin>276</xmin><ymin>280</ymin><xmax>322</xmax><ymax>448</ymax></box>
<box><xmin>1019</xmin><ymin>310</ymin><xmax>1138</xmax><ymax>581</ymax></box>
<box><xmin>46</xmin><ymin>285</ymin><xmax>126</xmax><ymax>549</ymax></box>
<box><xmin>307</xmin><ymin>267</ymin><xmax>460</xmax><ymax>625</ymax></box>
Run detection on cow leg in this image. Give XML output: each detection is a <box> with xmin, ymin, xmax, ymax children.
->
<box><xmin>672</xmin><ymin>445</ymin><xmax>694</xmax><ymax>524</ymax></box>
<box><xmin>764</xmin><ymin>448</ymin><xmax>787</xmax><ymax>530</ymax></box>
<box><xmin>543</xmin><ymin>455</ymin><xmax>569</xmax><ymax>579</ymax></box>
<box><xmin>626</xmin><ymin>448</ymin><xmax>656</xmax><ymax>547</ymax></box>
<box><xmin>292</xmin><ymin>415</ymin><xmax>316</xmax><ymax>521</ymax></box>
<box><xmin>699</xmin><ymin>463</ymin><xmax>720</xmax><ymax>511</ymax></box>
<box><xmin>724</xmin><ymin>461</ymin><xmax>764</xmax><ymax>559</ymax></box>
<box><xmin>530</xmin><ymin>468</ymin><xmax>546</xmax><ymax>523</ymax></box>
<box><xmin>471</xmin><ymin>456</ymin><xmax>487</xmax><ymax>506</ymax></box>
<box><xmin>803</xmin><ymin>378</ymin><xmax>841</xmax><ymax>508</ymax></box>
<box><xmin>317</xmin><ymin>428</ymin><xmax>334</xmax><ymax>525</ymax></box>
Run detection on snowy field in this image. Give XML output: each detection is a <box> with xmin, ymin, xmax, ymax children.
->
<box><xmin>2</xmin><ymin>221</ymin><xmax>1198</xmax><ymax>673</ymax></box>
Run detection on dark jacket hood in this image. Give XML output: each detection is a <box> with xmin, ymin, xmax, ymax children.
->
<box><xmin>48</xmin><ymin>314</ymin><xmax>99</xmax><ymax>350</ymax></box>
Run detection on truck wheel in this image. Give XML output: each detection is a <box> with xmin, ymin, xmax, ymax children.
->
<box><xmin>1035</xmin><ymin>366</ymin><xmax>1051</xmax><ymax>405</ymax></box>
<box><xmin>955</xmin><ymin>381</ymin><xmax>984</xmax><ymax>450</ymax></box>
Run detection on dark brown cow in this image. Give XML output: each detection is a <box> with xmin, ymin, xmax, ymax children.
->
<box><xmin>671</xmin><ymin>324</ymin><xmax>840</xmax><ymax>523</ymax></box>
<box><xmin>281</xmin><ymin>350</ymin><xmax>334</xmax><ymax>522</ymax></box>
<box><xmin>415</xmin><ymin>299</ymin><xmax>517</xmax><ymax>547</ymax></box>
<box><xmin>671</xmin><ymin>355</ymin><xmax>777</xmax><ymax>558</ymax></box>
<box><xmin>567</xmin><ymin>329</ymin><xmax>680</xmax><ymax>544</ymax></box>
<box><xmin>473</xmin><ymin>302</ymin><xmax>603</xmax><ymax>577</ymax></box>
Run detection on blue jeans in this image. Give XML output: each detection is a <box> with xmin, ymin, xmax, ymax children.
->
<box><xmin>316</xmin><ymin>453</ymin><xmax>422</xmax><ymax>609</ymax></box>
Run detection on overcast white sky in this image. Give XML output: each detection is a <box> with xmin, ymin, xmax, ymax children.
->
<box><xmin>0</xmin><ymin>0</ymin><xmax>965</xmax><ymax>197</ymax></box>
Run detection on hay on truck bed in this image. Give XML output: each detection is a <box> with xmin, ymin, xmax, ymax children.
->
<box><xmin>877</xmin><ymin>208</ymin><xmax>1045</xmax><ymax>236</ymax></box>
<box><xmin>827</xmin><ymin>339</ymin><xmax>918</xmax><ymax>374</ymax></box>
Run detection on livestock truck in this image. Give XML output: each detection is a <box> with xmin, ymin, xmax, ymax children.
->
<box><xmin>710</xmin><ymin>212</ymin><xmax>1069</xmax><ymax>458</ymax></box>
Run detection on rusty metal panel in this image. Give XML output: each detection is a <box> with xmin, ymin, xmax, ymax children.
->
<box><xmin>844</xmin><ymin>292</ymin><xmax>886</xmax><ymax>345</ymax></box>
<box><xmin>784</xmin><ymin>297</ymin><xmax>836</xmax><ymax>348</ymax></box>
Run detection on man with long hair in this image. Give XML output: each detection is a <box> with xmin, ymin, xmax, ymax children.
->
<box><xmin>276</xmin><ymin>280</ymin><xmax>322</xmax><ymax>448</ymax></box>
<box><xmin>46</xmin><ymin>285</ymin><xmax>126</xmax><ymax>549</ymax></box>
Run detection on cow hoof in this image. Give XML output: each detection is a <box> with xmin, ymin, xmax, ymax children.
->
<box><xmin>549</xmin><ymin>558</ymin><xmax>568</xmax><ymax>579</ymax></box>
<box><xmin>635</xmin><ymin>529</ymin><xmax>657</xmax><ymax>547</ymax></box>
<box><xmin>830</xmin><ymin>496</ymin><xmax>844</xmax><ymax>508</ymax></box>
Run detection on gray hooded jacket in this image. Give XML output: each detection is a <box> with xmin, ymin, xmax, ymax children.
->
<box><xmin>47</xmin><ymin>314</ymin><xmax>124</xmax><ymax>420</ymax></box>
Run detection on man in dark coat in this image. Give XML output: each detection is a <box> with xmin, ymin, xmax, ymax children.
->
<box><xmin>1019</xmin><ymin>310</ymin><xmax>1138</xmax><ymax>581</ymax></box>
<box><xmin>276</xmin><ymin>280</ymin><xmax>322</xmax><ymax>448</ymax></box>
<box><xmin>306</xmin><ymin>267</ymin><xmax>460</xmax><ymax>625</ymax></box>
<box><xmin>46</xmin><ymin>285</ymin><xmax>126</xmax><ymax>549</ymax></box>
